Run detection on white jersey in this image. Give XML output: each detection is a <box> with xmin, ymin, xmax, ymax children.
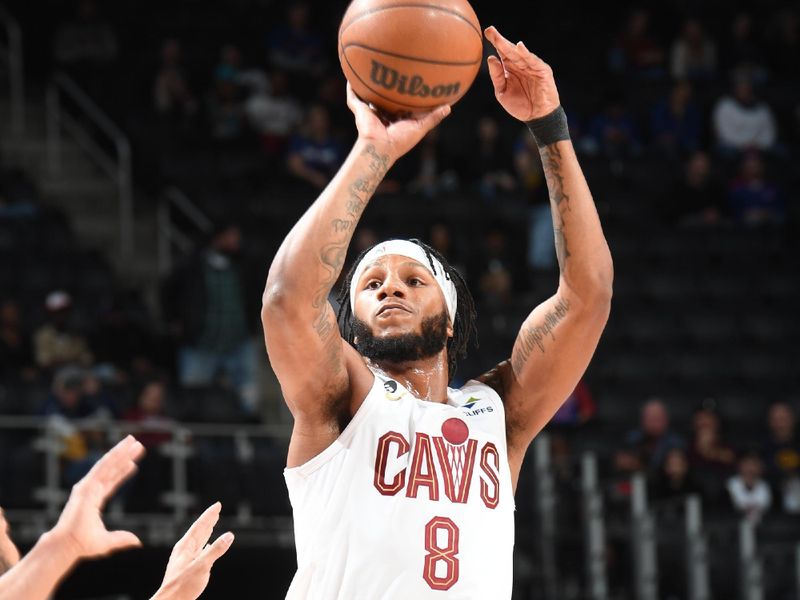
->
<box><xmin>284</xmin><ymin>371</ymin><xmax>516</xmax><ymax>599</ymax></box>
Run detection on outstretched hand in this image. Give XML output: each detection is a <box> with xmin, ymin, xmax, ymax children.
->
<box><xmin>152</xmin><ymin>502</ymin><xmax>234</xmax><ymax>600</ymax></box>
<box><xmin>0</xmin><ymin>508</ymin><xmax>20</xmax><ymax>575</ymax></box>
<box><xmin>346</xmin><ymin>83</ymin><xmax>451</xmax><ymax>163</ymax></box>
<box><xmin>484</xmin><ymin>26</ymin><xmax>561</xmax><ymax>122</ymax></box>
<box><xmin>51</xmin><ymin>435</ymin><xmax>144</xmax><ymax>561</ymax></box>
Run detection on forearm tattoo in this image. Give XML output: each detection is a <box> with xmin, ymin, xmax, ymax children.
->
<box><xmin>540</xmin><ymin>144</ymin><xmax>571</xmax><ymax>271</ymax></box>
<box><xmin>511</xmin><ymin>297</ymin><xmax>571</xmax><ymax>376</ymax></box>
<box><xmin>310</xmin><ymin>145</ymin><xmax>390</xmax><ymax>368</ymax></box>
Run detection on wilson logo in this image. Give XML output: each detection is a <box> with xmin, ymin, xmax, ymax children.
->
<box><xmin>369</xmin><ymin>60</ymin><xmax>461</xmax><ymax>99</ymax></box>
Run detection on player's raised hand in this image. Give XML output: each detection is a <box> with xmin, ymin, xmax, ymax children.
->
<box><xmin>151</xmin><ymin>502</ymin><xmax>234</xmax><ymax>600</ymax></box>
<box><xmin>484</xmin><ymin>26</ymin><xmax>561</xmax><ymax>122</ymax></box>
<box><xmin>0</xmin><ymin>508</ymin><xmax>20</xmax><ymax>575</ymax></box>
<box><xmin>346</xmin><ymin>82</ymin><xmax>451</xmax><ymax>163</ymax></box>
<box><xmin>50</xmin><ymin>435</ymin><xmax>144</xmax><ymax>561</ymax></box>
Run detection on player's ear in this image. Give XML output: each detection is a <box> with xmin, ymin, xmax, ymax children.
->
<box><xmin>446</xmin><ymin>323</ymin><xmax>453</xmax><ymax>338</ymax></box>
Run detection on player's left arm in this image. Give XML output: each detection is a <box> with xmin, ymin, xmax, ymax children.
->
<box><xmin>479</xmin><ymin>27</ymin><xmax>613</xmax><ymax>483</ymax></box>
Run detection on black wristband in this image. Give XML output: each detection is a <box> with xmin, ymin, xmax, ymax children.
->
<box><xmin>526</xmin><ymin>106</ymin><xmax>570</xmax><ymax>148</ymax></box>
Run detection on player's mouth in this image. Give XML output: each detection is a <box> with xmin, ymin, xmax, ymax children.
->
<box><xmin>377</xmin><ymin>302</ymin><xmax>412</xmax><ymax>317</ymax></box>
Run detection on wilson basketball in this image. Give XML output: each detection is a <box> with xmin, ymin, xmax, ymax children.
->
<box><xmin>338</xmin><ymin>0</ymin><xmax>483</xmax><ymax>115</ymax></box>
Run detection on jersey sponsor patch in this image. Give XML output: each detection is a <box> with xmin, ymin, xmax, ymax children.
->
<box><xmin>462</xmin><ymin>397</ymin><xmax>495</xmax><ymax>417</ymax></box>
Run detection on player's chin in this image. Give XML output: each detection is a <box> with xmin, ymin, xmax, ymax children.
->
<box><xmin>371</xmin><ymin>319</ymin><xmax>419</xmax><ymax>338</ymax></box>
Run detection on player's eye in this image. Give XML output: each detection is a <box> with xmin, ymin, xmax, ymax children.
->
<box><xmin>408</xmin><ymin>277</ymin><xmax>423</xmax><ymax>286</ymax></box>
<box><xmin>366</xmin><ymin>280</ymin><xmax>381</xmax><ymax>290</ymax></box>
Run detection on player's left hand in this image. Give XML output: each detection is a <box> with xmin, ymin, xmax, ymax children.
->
<box><xmin>0</xmin><ymin>507</ymin><xmax>21</xmax><ymax>574</ymax></box>
<box><xmin>484</xmin><ymin>26</ymin><xmax>561</xmax><ymax>122</ymax></box>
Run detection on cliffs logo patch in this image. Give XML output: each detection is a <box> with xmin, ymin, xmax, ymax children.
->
<box><xmin>463</xmin><ymin>397</ymin><xmax>481</xmax><ymax>409</ymax></box>
<box><xmin>463</xmin><ymin>396</ymin><xmax>494</xmax><ymax>417</ymax></box>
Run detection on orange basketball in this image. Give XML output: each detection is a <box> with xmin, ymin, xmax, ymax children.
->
<box><xmin>338</xmin><ymin>0</ymin><xmax>482</xmax><ymax>115</ymax></box>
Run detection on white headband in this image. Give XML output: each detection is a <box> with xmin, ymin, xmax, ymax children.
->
<box><xmin>349</xmin><ymin>240</ymin><xmax>457</xmax><ymax>324</ymax></box>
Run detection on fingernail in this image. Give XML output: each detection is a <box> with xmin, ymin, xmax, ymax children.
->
<box><xmin>222</xmin><ymin>532</ymin><xmax>234</xmax><ymax>545</ymax></box>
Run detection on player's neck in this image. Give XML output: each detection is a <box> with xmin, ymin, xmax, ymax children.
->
<box><xmin>371</xmin><ymin>352</ymin><xmax>449</xmax><ymax>404</ymax></box>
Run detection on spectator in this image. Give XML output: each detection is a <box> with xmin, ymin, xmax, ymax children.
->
<box><xmin>163</xmin><ymin>224</ymin><xmax>258</xmax><ymax>413</ymax></box>
<box><xmin>123</xmin><ymin>380</ymin><xmax>173</xmax><ymax>449</ymax></box>
<box><xmin>727</xmin><ymin>452</ymin><xmax>772</xmax><ymax>523</ymax></box>
<box><xmin>625</xmin><ymin>398</ymin><xmax>684</xmax><ymax>472</ymax></box>
<box><xmin>53</xmin><ymin>0</ymin><xmax>118</xmax><ymax>71</ymax></box>
<box><xmin>722</xmin><ymin>13</ymin><xmax>767</xmax><ymax>84</ymax></box>
<box><xmin>762</xmin><ymin>402</ymin><xmax>800</xmax><ymax>513</ymax></box>
<box><xmin>476</xmin><ymin>226</ymin><xmax>516</xmax><ymax>307</ymax></box>
<box><xmin>33</xmin><ymin>291</ymin><xmax>93</xmax><ymax>371</ymax></box>
<box><xmin>687</xmin><ymin>405</ymin><xmax>736</xmax><ymax>504</ymax></box>
<box><xmin>667</xmin><ymin>151</ymin><xmax>727</xmax><ymax>227</ymax></box>
<box><xmin>586</xmin><ymin>95</ymin><xmax>642</xmax><ymax>160</ymax></box>
<box><xmin>550</xmin><ymin>378</ymin><xmax>596</xmax><ymax>427</ymax></box>
<box><xmin>651</xmin><ymin>80</ymin><xmax>702</xmax><ymax>157</ymax></box>
<box><xmin>467</xmin><ymin>116</ymin><xmax>516</xmax><ymax>200</ymax></box>
<box><xmin>286</xmin><ymin>105</ymin><xmax>345</xmax><ymax>190</ymax></box>
<box><xmin>512</xmin><ymin>128</ymin><xmax>552</xmax><ymax>272</ymax></box>
<box><xmin>208</xmin><ymin>78</ymin><xmax>246</xmax><ymax>143</ymax></box>
<box><xmin>214</xmin><ymin>44</ymin><xmax>243</xmax><ymax>86</ymax></box>
<box><xmin>267</xmin><ymin>1</ymin><xmax>324</xmax><ymax>79</ymax></box>
<box><xmin>727</xmin><ymin>151</ymin><xmax>784</xmax><ymax>226</ymax></box>
<box><xmin>608</xmin><ymin>449</ymin><xmax>644</xmax><ymax>505</ymax></box>
<box><xmin>245</xmin><ymin>70</ymin><xmax>303</xmax><ymax>159</ymax></box>
<box><xmin>0</xmin><ymin>299</ymin><xmax>36</xmax><ymax>381</ymax></box>
<box><xmin>608</xmin><ymin>8</ymin><xmax>665</xmax><ymax>78</ymax></box>
<box><xmin>712</xmin><ymin>78</ymin><xmax>777</xmax><ymax>156</ymax></box>
<box><xmin>650</xmin><ymin>447</ymin><xmax>701</xmax><ymax>503</ymax></box>
<box><xmin>153</xmin><ymin>39</ymin><xmax>197</xmax><ymax>120</ymax></box>
<box><xmin>670</xmin><ymin>18</ymin><xmax>717</xmax><ymax>82</ymax></box>
<box><xmin>401</xmin><ymin>128</ymin><xmax>459</xmax><ymax>197</ymax></box>
<box><xmin>428</xmin><ymin>221</ymin><xmax>468</xmax><ymax>278</ymax></box>
<box><xmin>40</xmin><ymin>367</ymin><xmax>106</xmax><ymax>486</ymax></box>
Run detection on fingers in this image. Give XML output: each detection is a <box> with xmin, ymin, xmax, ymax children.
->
<box><xmin>418</xmin><ymin>104</ymin><xmax>451</xmax><ymax>131</ymax></box>
<box><xmin>175</xmin><ymin>503</ymin><xmax>222</xmax><ymax>555</ymax></box>
<box><xmin>79</xmin><ymin>436</ymin><xmax>144</xmax><ymax>504</ymax></box>
<box><xmin>487</xmin><ymin>55</ymin><xmax>506</xmax><ymax>95</ymax></box>
<box><xmin>485</xmin><ymin>26</ymin><xmax>551</xmax><ymax>74</ymax></box>
<box><xmin>199</xmin><ymin>531</ymin><xmax>234</xmax><ymax>566</ymax></box>
<box><xmin>106</xmin><ymin>529</ymin><xmax>143</xmax><ymax>552</ymax></box>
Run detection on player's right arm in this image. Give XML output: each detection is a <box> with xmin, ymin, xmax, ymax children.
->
<box><xmin>262</xmin><ymin>86</ymin><xmax>450</xmax><ymax>460</ymax></box>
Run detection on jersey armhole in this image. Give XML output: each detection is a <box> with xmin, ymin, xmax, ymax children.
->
<box><xmin>284</xmin><ymin>372</ymin><xmax>380</xmax><ymax>479</ymax></box>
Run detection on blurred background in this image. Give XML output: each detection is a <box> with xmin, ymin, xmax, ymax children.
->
<box><xmin>0</xmin><ymin>0</ymin><xmax>798</xmax><ymax>598</ymax></box>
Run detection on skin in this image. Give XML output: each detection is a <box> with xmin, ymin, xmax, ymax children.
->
<box><xmin>262</xmin><ymin>26</ymin><xmax>613</xmax><ymax>490</ymax></box>
<box><xmin>0</xmin><ymin>437</ymin><xmax>232</xmax><ymax>600</ymax></box>
<box><xmin>0</xmin><ymin>509</ymin><xmax>19</xmax><ymax>576</ymax></box>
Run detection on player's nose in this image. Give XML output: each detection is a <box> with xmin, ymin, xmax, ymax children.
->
<box><xmin>377</xmin><ymin>274</ymin><xmax>406</xmax><ymax>299</ymax></box>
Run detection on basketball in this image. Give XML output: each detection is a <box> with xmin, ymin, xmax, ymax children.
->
<box><xmin>338</xmin><ymin>0</ymin><xmax>483</xmax><ymax>115</ymax></box>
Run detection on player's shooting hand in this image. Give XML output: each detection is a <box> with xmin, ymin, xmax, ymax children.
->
<box><xmin>151</xmin><ymin>502</ymin><xmax>234</xmax><ymax>600</ymax></box>
<box><xmin>0</xmin><ymin>507</ymin><xmax>20</xmax><ymax>575</ymax></box>
<box><xmin>50</xmin><ymin>435</ymin><xmax>144</xmax><ymax>562</ymax></box>
<box><xmin>346</xmin><ymin>82</ymin><xmax>450</xmax><ymax>163</ymax></box>
<box><xmin>485</xmin><ymin>26</ymin><xmax>561</xmax><ymax>122</ymax></box>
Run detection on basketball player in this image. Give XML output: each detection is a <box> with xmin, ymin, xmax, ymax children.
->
<box><xmin>263</xmin><ymin>26</ymin><xmax>613</xmax><ymax>598</ymax></box>
<box><xmin>0</xmin><ymin>436</ymin><xmax>233</xmax><ymax>600</ymax></box>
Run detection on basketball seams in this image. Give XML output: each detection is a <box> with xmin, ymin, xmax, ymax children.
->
<box><xmin>340</xmin><ymin>3</ymin><xmax>482</xmax><ymax>39</ymax></box>
<box><xmin>342</xmin><ymin>42</ymin><xmax>481</xmax><ymax>66</ymax></box>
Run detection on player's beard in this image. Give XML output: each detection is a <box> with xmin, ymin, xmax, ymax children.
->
<box><xmin>352</xmin><ymin>309</ymin><xmax>449</xmax><ymax>364</ymax></box>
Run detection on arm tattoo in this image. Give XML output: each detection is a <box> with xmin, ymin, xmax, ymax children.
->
<box><xmin>310</xmin><ymin>145</ymin><xmax>390</xmax><ymax>367</ymax></box>
<box><xmin>540</xmin><ymin>144</ymin><xmax>571</xmax><ymax>271</ymax></box>
<box><xmin>510</xmin><ymin>297</ymin><xmax>571</xmax><ymax>376</ymax></box>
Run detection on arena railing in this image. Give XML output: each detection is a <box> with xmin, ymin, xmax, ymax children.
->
<box><xmin>157</xmin><ymin>186</ymin><xmax>213</xmax><ymax>276</ymax></box>
<box><xmin>46</xmin><ymin>72</ymin><xmax>134</xmax><ymax>260</ymax></box>
<box><xmin>0</xmin><ymin>4</ymin><xmax>24</xmax><ymax>137</ymax></box>
<box><xmin>581</xmin><ymin>452</ymin><xmax>609</xmax><ymax>600</ymax></box>
<box><xmin>0</xmin><ymin>415</ymin><xmax>293</xmax><ymax>548</ymax></box>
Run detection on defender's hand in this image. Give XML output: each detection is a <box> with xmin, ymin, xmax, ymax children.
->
<box><xmin>0</xmin><ymin>507</ymin><xmax>20</xmax><ymax>574</ymax></box>
<box><xmin>346</xmin><ymin>83</ymin><xmax>450</xmax><ymax>164</ymax></box>
<box><xmin>152</xmin><ymin>503</ymin><xmax>234</xmax><ymax>600</ymax></box>
<box><xmin>50</xmin><ymin>436</ymin><xmax>144</xmax><ymax>562</ymax></box>
<box><xmin>485</xmin><ymin>26</ymin><xmax>561</xmax><ymax>122</ymax></box>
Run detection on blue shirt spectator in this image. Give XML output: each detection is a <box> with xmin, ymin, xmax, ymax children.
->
<box><xmin>727</xmin><ymin>151</ymin><xmax>784</xmax><ymax>225</ymax></box>
<box><xmin>651</xmin><ymin>81</ymin><xmax>702</xmax><ymax>156</ymax></box>
<box><xmin>287</xmin><ymin>106</ymin><xmax>345</xmax><ymax>190</ymax></box>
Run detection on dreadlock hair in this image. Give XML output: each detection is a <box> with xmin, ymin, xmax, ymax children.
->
<box><xmin>335</xmin><ymin>239</ymin><xmax>478</xmax><ymax>382</ymax></box>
